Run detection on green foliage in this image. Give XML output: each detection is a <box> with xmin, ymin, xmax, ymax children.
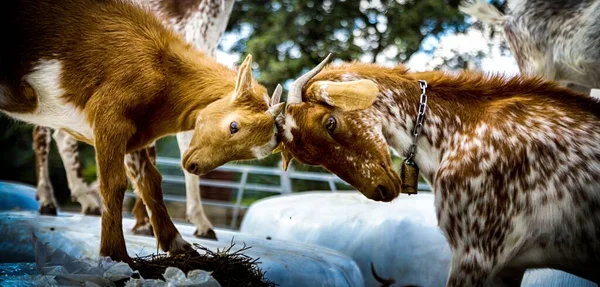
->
<box><xmin>227</xmin><ymin>0</ymin><xmax>506</xmax><ymax>92</ymax></box>
<box><xmin>156</xmin><ymin>137</ymin><xmax>181</xmax><ymax>158</ymax></box>
<box><xmin>81</xmin><ymin>156</ymin><xmax>98</xmax><ymax>183</ymax></box>
<box><xmin>0</xmin><ymin>115</ymin><xmax>37</xmax><ymax>185</ymax></box>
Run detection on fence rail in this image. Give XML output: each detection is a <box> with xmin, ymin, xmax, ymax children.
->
<box><xmin>126</xmin><ymin>156</ymin><xmax>432</xmax><ymax>228</ymax></box>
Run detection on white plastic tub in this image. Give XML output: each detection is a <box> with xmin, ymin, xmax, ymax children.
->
<box><xmin>0</xmin><ymin>181</ymin><xmax>364</xmax><ymax>287</ymax></box>
<box><xmin>240</xmin><ymin>191</ymin><xmax>597</xmax><ymax>287</ymax></box>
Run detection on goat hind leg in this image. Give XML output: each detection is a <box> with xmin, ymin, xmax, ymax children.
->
<box><xmin>130</xmin><ymin>196</ymin><xmax>153</xmax><ymax>236</ymax></box>
<box><xmin>124</xmin><ymin>146</ymin><xmax>154</xmax><ymax>237</ymax></box>
<box><xmin>131</xmin><ymin>147</ymin><xmax>192</xmax><ymax>255</ymax></box>
<box><xmin>33</xmin><ymin>126</ymin><xmax>59</xmax><ymax>215</ymax></box>
<box><xmin>53</xmin><ymin>129</ymin><xmax>101</xmax><ymax>215</ymax></box>
<box><xmin>177</xmin><ymin>131</ymin><xmax>216</xmax><ymax>240</ymax></box>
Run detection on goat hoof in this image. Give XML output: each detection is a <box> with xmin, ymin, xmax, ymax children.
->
<box><xmin>39</xmin><ymin>204</ymin><xmax>57</xmax><ymax>216</ymax></box>
<box><xmin>194</xmin><ymin>228</ymin><xmax>217</xmax><ymax>240</ymax></box>
<box><xmin>132</xmin><ymin>223</ymin><xmax>154</xmax><ymax>237</ymax></box>
<box><xmin>169</xmin><ymin>240</ymin><xmax>194</xmax><ymax>257</ymax></box>
<box><xmin>83</xmin><ymin>206</ymin><xmax>102</xmax><ymax>216</ymax></box>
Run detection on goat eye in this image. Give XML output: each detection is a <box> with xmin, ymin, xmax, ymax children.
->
<box><xmin>230</xmin><ymin>121</ymin><xmax>239</xmax><ymax>134</ymax></box>
<box><xmin>324</xmin><ymin>116</ymin><xmax>337</xmax><ymax>132</ymax></box>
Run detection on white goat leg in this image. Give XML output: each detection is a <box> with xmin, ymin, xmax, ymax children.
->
<box><xmin>52</xmin><ymin>129</ymin><xmax>101</xmax><ymax>215</ymax></box>
<box><xmin>32</xmin><ymin>126</ymin><xmax>59</xmax><ymax>215</ymax></box>
<box><xmin>177</xmin><ymin>131</ymin><xmax>216</xmax><ymax>239</ymax></box>
<box><xmin>124</xmin><ymin>143</ymin><xmax>155</xmax><ymax>236</ymax></box>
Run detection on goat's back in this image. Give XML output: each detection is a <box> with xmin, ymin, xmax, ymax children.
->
<box><xmin>1</xmin><ymin>0</ymin><xmax>174</xmax><ymax>83</ymax></box>
<box><xmin>0</xmin><ymin>0</ymin><xmax>186</xmax><ymax>111</ymax></box>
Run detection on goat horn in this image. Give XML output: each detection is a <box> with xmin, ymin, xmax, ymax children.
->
<box><xmin>287</xmin><ymin>53</ymin><xmax>332</xmax><ymax>104</ymax></box>
<box><xmin>271</xmin><ymin>84</ymin><xmax>283</xmax><ymax>106</ymax></box>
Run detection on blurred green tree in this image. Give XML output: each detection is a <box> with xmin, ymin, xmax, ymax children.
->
<box><xmin>227</xmin><ymin>0</ymin><xmax>506</xmax><ymax>91</ymax></box>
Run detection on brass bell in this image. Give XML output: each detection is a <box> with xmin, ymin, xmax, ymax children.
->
<box><xmin>400</xmin><ymin>159</ymin><xmax>419</xmax><ymax>195</ymax></box>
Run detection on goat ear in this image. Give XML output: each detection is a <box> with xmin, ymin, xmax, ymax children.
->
<box><xmin>232</xmin><ymin>55</ymin><xmax>254</xmax><ymax>101</ymax></box>
<box><xmin>307</xmin><ymin>79</ymin><xmax>379</xmax><ymax>111</ymax></box>
<box><xmin>272</xmin><ymin>142</ymin><xmax>283</xmax><ymax>154</ymax></box>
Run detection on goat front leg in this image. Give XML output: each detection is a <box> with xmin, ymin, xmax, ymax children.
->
<box><xmin>95</xmin><ymin>125</ymin><xmax>132</xmax><ymax>263</ymax></box>
<box><xmin>446</xmin><ymin>251</ymin><xmax>494</xmax><ymax>287</ymax></box>
<box><xmin>33</xmin><ymin>126</ymin><xmax>59</xmax><ymax>215</ymax></box>
<box><xmin>177</xmin><ymin>131</ymin><xmax>216</xmax><ymax>239</ymax></box>
<box><xmin>53</xmin><ymin>129</ymin><xmax>102</xmax><ymax>215</ymax></box>
<box><xmin>130</xmin><ymin>147</ymin><xmax>192</xmax><ymax>255</ymax></box>
<box><xmin>124</xmin><ymin>143</ymin><xmax>157</xmax><ymax>236</ymax></box>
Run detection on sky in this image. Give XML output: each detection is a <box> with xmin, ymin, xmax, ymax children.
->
<box><xmin>406</xmin><ymin>28</ymin><xmax>519</xmax><ymax>75</ymax></box>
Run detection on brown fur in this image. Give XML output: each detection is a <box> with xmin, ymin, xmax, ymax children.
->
<box><xmin>281</xmin><ymin>61</ymin><xmax>600</xmax><ymax>285</ymax></box>
<box><xmin>157</xmin><ymin>0</ymin><xmax>203</xmax><ymax>21</ymax></box>
<box><xmin>1</xmin><ymin>0</ymin><xmax>279</xmax><ymax>263</ymax></box>
<box><xmin>27</xmin><ymin>0</ymin><xmax>236</xmax><ymax>239</ymax></box>
<box><xmin>284</xmin><ymin>63</ymin><xmax>598</xmax><ymax>197</ymax></box>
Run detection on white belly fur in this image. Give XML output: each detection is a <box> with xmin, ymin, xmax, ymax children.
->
<box><xmin>3</xmin><ymin>59</ymin><xmax>94</xmax><ymax>141</ymax></box>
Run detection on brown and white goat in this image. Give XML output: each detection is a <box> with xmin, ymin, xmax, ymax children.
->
<box><xmin>459</xmin><ymin>0</ymin><xmax>600</xmax><ymax>94</ymax></box>
<box><xmin>0</xmin><ymin>0</ymin><xmax>283</xmax><ymax>263</ymax></box>
<box><xmin>278</xmin><ymin>56</ymin><xmax>600</xmax><ymax>286</ymax></box>
<box><xmin>31</xmin><ymin>0</ymin><xmax>235</xmax><ymax>239</ymax></box>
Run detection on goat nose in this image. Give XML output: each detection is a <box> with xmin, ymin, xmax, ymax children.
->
<box><xmin>187</xmin><ymin>162</ymin><xmax>199</xmax><ymax>174</ymax></box>
<box><xmin>377</xmin><ymin>185</ymin><xmax>390</xmax><ymax>201</ymax></box>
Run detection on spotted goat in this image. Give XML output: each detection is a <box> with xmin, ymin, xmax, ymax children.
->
<box><xmin>277</xmin><ymin>55</ymin><xmax>600</xmax><ymax>286</ymax></box>
<box><xmin>31</xmin><ymin>0</ymin><xmax>236</xmax><ymax>240</ymax></box>
<box><xmin>0</xmin><ymin>0</ymin><xmax>283</xmax><ymax>263</ymax></box>
<box><xmin>459</xmin><ymin>0</ymin><xmax>600</xmax><ymax>95</ymax></box>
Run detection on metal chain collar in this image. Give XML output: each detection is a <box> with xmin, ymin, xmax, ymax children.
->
<box><xmin>405</xmin><ymin>80</ymin><xmax>428</xmax><ymax>162</ymax></box>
